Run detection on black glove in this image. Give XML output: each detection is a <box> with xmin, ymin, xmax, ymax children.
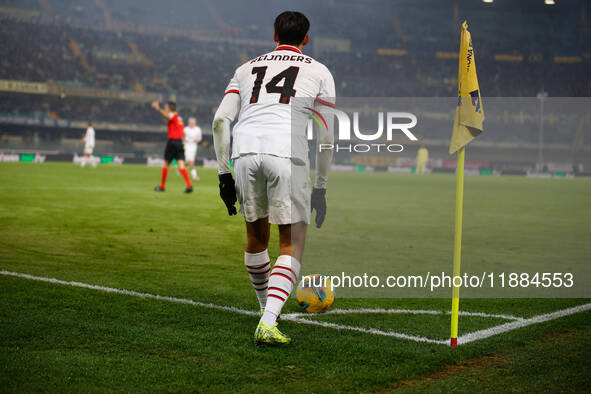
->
<box><xmin>218</xmin><ymin>173</ymin><xmax>237</xmax><ymax>216</ymax></box>
<box><xmin>310</xmin><ymin>188</ymin><xmax>327</xmax><ymax>228</ymax></box>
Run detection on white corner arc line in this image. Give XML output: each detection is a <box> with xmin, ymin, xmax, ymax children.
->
<box><xmin>457</xmin><ymin>302</ymin><xmax>591</xmax><ymax>345</ymax></box>
<box><xmin>281</xmin><ymin>316</ymin><xmax>448</xmax><ymax>345</ymax></box>
<box><xmin>285</xmin><ymin>308</ymin><xmax>524</xmax><ymax>321</ymax></box>
<box><xmin>2</xmin><ymin>270</ymin><xmax>590</xmax><ymax>347</ymax></box>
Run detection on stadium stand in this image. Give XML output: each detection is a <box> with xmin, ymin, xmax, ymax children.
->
<box><xmin>0</xmin><ymin>0</ymin><xmax>589</xmax><ymax>169</ymax></box>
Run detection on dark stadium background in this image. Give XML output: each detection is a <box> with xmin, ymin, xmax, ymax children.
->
<box><xmin>0</xmin><ymin>0</ymin><xmax>589</xmax><ymax>171</ymax></box>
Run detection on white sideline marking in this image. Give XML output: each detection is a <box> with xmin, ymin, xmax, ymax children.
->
<box><xmin>2</xmin><ymin>270</ymin><xmax>589</xmax><ymax>347</ymax></box>
<box><xmin>458</xmin><ymin>303</ymin><xmax>591</xmax><ymax>345</ymax></box>
<box><xmin>0</xmin><ymin>270</ymin><xmax>258</xmax><ymax>317</ymax></box>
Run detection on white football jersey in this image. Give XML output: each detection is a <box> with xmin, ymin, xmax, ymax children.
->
<box><xmin>84</xmin><ymin>127</ymin><xmax>95</xmax><ymax>146</ymax></box>
<box><xmin>224</xmin><ymin>45</ymin><xmax>335</xmax><ymax>161</ymax></box>
<box><xmin>184</xmin><ymin>126</ymin><xmax>202</xmax><ymax>145</ymax></box>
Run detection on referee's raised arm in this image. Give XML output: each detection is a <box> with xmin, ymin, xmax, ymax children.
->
<box><xmin>151</xmin><ymin>100</ymin><xmax>172</xmax><ymax>120</ymax></box>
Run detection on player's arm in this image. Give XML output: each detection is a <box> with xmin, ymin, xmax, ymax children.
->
<box><xmin>151</xmin><ymin>100</ymin><xmax>172</xmax><ymax>120</ymax></box>
<box><xmin>213</xmin><ymin>93</ymin><xmax>239</xmax><ymax>174</ymax></box>
<box><xmin>313</xmin><ymin>108</ymin><xmax>334</xmax><ymax>190</ymax></box>
<box><xmin>213</xmin><ymin>91</ymin><xmax>240</xmax><ymax>215</ymax></box>
<box><xmin>311</xmin><ymin>68</ymin><xmax>336</xmax><ymax>228</ymax></box>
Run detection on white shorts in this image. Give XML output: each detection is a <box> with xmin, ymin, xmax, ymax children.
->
<box><xmin>84</xmin><ymin>145</ymin><xmax>94</xmax><ymax>155</ymax></box>
<box><xmin>184</xmin><ymin>143</ymin><xmax>197</xmax><ymax>162</ymax></box>
<box><xmin>234</xmin><ymin>154</ymin><xmax>311</xmax><ymax>225</ymax></box>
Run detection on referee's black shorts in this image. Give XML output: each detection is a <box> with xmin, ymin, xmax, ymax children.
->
<box><xmin>164</xmin><ymin>139</ymin><xmax>185</xmax><ymax>162</ymax></box>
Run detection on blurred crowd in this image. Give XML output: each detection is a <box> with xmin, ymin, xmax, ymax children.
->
<box><xmin>0</xmin><ymin>0</ymin><xmax>589</xmax><ymax>145</ymax></box>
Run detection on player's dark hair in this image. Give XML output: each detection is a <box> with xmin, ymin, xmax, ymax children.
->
<box><xmin>167</xmin><ymin>101</ymin><xmax>176</xmax><ymax>111</ymax></box>
<box><xmin>274</xmin><ymin>11</ymin><xmax>310</xmax><ymax>46</ymax></box>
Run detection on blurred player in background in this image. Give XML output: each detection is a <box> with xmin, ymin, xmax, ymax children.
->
<box><xmin>184</xmin><ymin>117</ymin><xmax>202</xmax><ymax>181</ymax></box>
<box><xmin>416</xmin><ymin>145</ymin><xmax>429</xmax><ymax>175</ymax></box>
<box><xmin>80</xmin><ymin>122</ymin><xmax>96</xmax><ymax>167</ymax></box>
<box><xmin>212</xmin><ymin>11</ymin><xmax>335</xmax><ymax>346</ymax></box>
<box><xmin>151</xmin><ymin>100</ymin><xmax>193</xmax><ymax>193</ymax></box>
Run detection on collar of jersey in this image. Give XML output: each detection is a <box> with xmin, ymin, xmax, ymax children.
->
<box><xmin>275</xmin><ymin>45</ymin><xmax>302</xmax><ymax>54</ymax></box>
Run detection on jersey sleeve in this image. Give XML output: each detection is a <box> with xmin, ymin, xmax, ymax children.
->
<box><xmin>224</xmin><ymin>69</ymin><xmax>240</xmax><ymax>95</ymax></box>
<box><xmin>315</xmin><ymin>67</ymin><xmax>336</xmax><ymax>108</ymax></box>
<box><xmin>313</xmin><ymin>66</ymin><xmax>336</xmax><ymax>189</ymax></box>
<box><xmin>212</xmin><ymin>93</ymin><xmax>241</xmax><ymax>174</ymax></box>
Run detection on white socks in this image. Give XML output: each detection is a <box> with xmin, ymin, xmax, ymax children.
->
<box><xmin>244</xmin><ymin>250</ymin><xmax>271</xmax><ymax>309</ymax></box>
<box><xmin>260</xmin><ymin>255</ymin><xmax>301</xmax><ymax>327</ymax></box>
<box><xmin>190</xmin><ymin>168</ymin><xmax>198</xmax><ymax>179</ymax></box>
<box><xmin>245</xmin><ymin>252</ymin><xmax>303</xmax><ymax>326</ymax></box>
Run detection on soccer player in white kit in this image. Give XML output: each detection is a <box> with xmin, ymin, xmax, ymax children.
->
<box><xmin>80</xmin><ymin>122</ymin><xmax>96</xmax><ymax>167</ymax></box>
<box><xmin>183</xmin><ymin>117</ymin><xmax>202</xmax><ymax>181</ymax></box>
<box><xmin>212</xmin><ymin>11</ymin><xmax>335</xmax><ymax>345</ymax></box>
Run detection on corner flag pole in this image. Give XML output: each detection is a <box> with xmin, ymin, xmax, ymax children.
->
<box><xmin>450</xmin><ymin>146</ymin><xmax>465</xmax><ymax>348</ymax></box>
<box><xmin>448</xmin><ymin>21</ymin><xmax>484</xmax><ymax>348</ymax></box>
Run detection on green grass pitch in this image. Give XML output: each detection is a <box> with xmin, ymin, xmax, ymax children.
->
<box><xmin>0</xmin><ymin>162</ymin><xmax>589</xmax><ymax>392</ymax></box>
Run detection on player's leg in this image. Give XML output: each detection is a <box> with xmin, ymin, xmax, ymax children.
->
<box><xmin>246</xmin><ymin>217</ymin><xmax>271</xmax><ymax>253</ymax></box>
<box><xmin>190</xmin><ymin>162</ymin><xmax>199</xmax><ymax>181</ymax></box>
<box><xmin>244</xmin><ymin>217</ymin><xmax>271</xmax><ymax>310</ymax></box>
<box><xmin>260</xmin><ymin>221</ymin><xmax>305</xmax><ymax>325</ymax></box>
<box><xmin>191</xmin><ymin>167</ymin><xmax>199</xmax><ymax>180</ymax></box>
<box><xmin>82</xmin><ymin>147</ymin><xmax>91</xmax><ymax>167</ymax></box>
<box><xmin>156</xmin><ymin>141</ymin><xmax>173</xmax><ymax>191</ymax></box>
<box><xmin>176</xmin><ymin>140</ymin><xmax>192</xmax><ymax>192</ymax></box>
<box><xmin>187</xmin><ymin>160</ymin><xmax>196</xmax><ymax>180</ymax></box>
<box><xmin>177</xmin><ymin>159</ymin><xmax>192</xmax><ymax>192</ymax></box>
<box><xmin>255</xmin><ymin>156</ymin><xmax>310</xmax><ymax>345</ymax></box>
<box><xmin>185</xmin><ymin>145</ymin><xmax>199</xmax><ymax>180</ymax></box>
<box><xmin>279</xmin><ymin>221</ymin><xmax>306</xmax><ymax>261</ymax></box>
<box><xmin>155</xmin><ymin>160</ymin><xmax>170</xmax><ymax>191</ymax></box>
<box><xmin>255</xmin><ymin>221</ymin><xmax>306</xmax><ymax>346</ymax></box>
<box><xmin>235</xmin><ymin>155</ymin><xmax>271</xmax><ymax>309</ymax></box>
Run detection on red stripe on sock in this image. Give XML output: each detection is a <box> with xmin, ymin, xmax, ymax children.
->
<box><xmin>270</xmin><ymin>272</ymin><xmax>295</xmax><ymax>285</ymax></box>
<box><xmin>268</xmin><ymin>287</ymin><xmax>289</xmax><ymax>297</ymax></box>
<box><xmin>274</xmin><ymin>265</ymin><xmax>296</xmax><ymax>277</ymax></box>
<box><xmin>247</xmin><ymin>261</ymin><xmax>270</xmax><ymax>270</ymax></box>
<box><xmin>248</xmin><ymin>267</ymin><xmax>271</xmax><ymax>275</ymax></box>
<box><xmin>268</xmin><ymin>294</ymin><xmax>286</xmax><ymax>302</ymax></box>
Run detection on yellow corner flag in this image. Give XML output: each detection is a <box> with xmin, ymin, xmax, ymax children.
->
<box><xmin>449</xmin><ymin>21</ymin><xmax>484</xmax><ymax>155</ymax></box>
<box><xmin>449</xmin><ymin>21</ymin><xmax>484</xmax><ymax>348</ymax></box>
